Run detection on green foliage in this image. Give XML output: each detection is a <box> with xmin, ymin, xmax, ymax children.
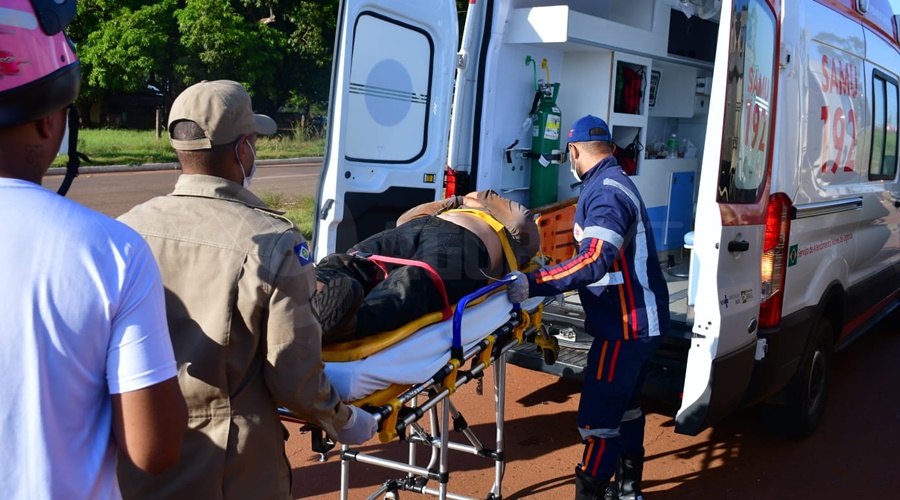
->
<box><xmin>260</xmin><ymin>191</ymin><xmax>316</xmax><ymax>240</ymax></box>
<box><xmin>69</xmin><ymin>0</ymin><xmax>340</xmax><ymax>119</ymax></box>
<box><xmin>73</xmin><ymin>0</ymin><xmax>179</xmax><ymax>99</ymax></box>
<box><xmin>258</xmin><ymin>191</ymin><xmax>284</xmax><ymax>207</ymax></box>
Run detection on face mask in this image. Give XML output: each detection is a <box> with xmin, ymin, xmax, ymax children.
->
<box><xmin>569</xmin><ymin>155</ymin><xmax>581</xmax><ymax>182</ymax></box>
<box><xmin>236</xmin><ymin>140</ymin><xmax>257</xmax><ymax>188</ymax></box>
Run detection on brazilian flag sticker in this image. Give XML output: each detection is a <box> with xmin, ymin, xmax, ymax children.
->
<box><xmin>294</xmin><ymin>242</ymin><xmax>312</xmax><ymax>266</ymax></box>
<box><xmin>788</xmin><ymin>244</ymin><xmax>798</xmax><ymax>267</ymax></box>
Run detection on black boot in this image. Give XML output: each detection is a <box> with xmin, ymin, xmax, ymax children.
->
<box><xmin>575</xmin><ymin>468</ymin><xmax>609</xmax><ymax>500</ymax></box>
<box><xmin>603</xmin><ymin>483</ymin><xmax>619</xmax><ymax>500</ymax></box>
<box><xmin>314</xmin><ymin>276</ymin><xmax>364</xmax><ymax>344</ymax></box>
<box><xmin>616</xmin><ymin>454</ymin><xmax>644</xmax><ymax>500</ymax></box>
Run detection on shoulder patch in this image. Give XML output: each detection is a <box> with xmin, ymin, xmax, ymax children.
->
<box><xmin>573</xmin><ymin>223</ymin><xmax>584</xmax><ymax>241</ymax></box>
<box><xmin>294</xmin><ymin>242</ymin><xmax>313</xmax><ymax>266</ymax></box>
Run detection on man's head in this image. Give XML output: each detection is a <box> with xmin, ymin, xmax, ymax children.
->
<box><xmin>168</xmin><ymin>80</ymin><xmax>277</xmax><ymax>185</ymax></box>
<box><xmin>0</xmin><ymin>0</ymin><xmax>80</xmax><ymax>182</ymax></box>
<box><xmin>566</xmin><ymin>114</ymin><xmax>614</xmax><ymax>181</ymax></box>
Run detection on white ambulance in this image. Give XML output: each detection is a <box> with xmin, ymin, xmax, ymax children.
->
<box><xmin>313</xmin><ymin>0</ymin><xmax>900</xmax><ymax>437</ymax></box>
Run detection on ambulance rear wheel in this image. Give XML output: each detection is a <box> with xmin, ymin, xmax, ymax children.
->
<box><xmin>762</xmin><ymin>315</ymin><xmax>834</xmax><ymax>438</ymax></box>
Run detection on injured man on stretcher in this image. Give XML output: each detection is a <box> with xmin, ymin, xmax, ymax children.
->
<box><xmin>313</xmin><ymin>190</ymin><xmax>540</xmax><ymax>345</ymax></box>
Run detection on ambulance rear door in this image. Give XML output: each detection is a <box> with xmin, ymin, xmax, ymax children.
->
<box><xmin>313</xmin><ymin>0</ymin><xmax>458</xmax><ymax>259</ymax></box>
<box><xmin>675</xmin><ymin>0</ymin><xmax>780</xmax><ymax>435</ymax></box>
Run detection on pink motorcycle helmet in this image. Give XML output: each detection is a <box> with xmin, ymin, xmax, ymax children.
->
<box><xmin>0</xmin><ymin>0</ymin><xmax>80</xmax><ymax>127</ymax></box>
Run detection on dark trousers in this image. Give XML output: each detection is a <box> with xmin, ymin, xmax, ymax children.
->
<box><xmin>576</xmin><ymin>335</ymin><xmax>661</xmax><ymax>482</ymax></box>
<box><xmin>317</xmin><ymin>217</ymin><xmax>491</xmax><ymax>339</ymax></box>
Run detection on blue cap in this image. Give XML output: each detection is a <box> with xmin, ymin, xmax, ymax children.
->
<box><xmin>567</xmin><ymin>114</ymin><xmax>611</xmax><ymax>145</ymax></box>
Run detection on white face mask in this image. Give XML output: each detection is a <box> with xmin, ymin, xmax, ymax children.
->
<box><xmin>569</xmin><ymin>154</ymin><xmax>581</xmax><ymax>182</ymax></box>
<box><xmin>236</xmin><ymin>140</ymin><xmax>257</xmax><ymax>188</ymax></box>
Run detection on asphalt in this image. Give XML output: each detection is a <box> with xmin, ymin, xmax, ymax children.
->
<box><xmin>44</xmin><ymin>156</ymin><xmax>324</xmax><ymax>175</ymax></box>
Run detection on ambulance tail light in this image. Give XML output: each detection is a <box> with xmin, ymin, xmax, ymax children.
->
<box><xmin>759</xmin><ymin>192</ymin><xmax>791</xmax><ymax>328</ymax></box>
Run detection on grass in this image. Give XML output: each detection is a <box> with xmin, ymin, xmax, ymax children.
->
<box><xmin>259</xmin><ymin>191</ymin><xmax>317</xmax><ymax>240</ymax></box>
<box><xmin>50</xmin><ymin>128</ymin><xmax>325</xmax><ymax>168</ymax></box>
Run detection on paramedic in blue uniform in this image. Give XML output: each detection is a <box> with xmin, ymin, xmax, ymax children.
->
<box><xmin>506</xmin><ymin>115</ymin><xmax>670</xmax><ymax>500</ymax></box>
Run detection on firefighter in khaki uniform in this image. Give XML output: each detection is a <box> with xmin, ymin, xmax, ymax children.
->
<box><xmin>117</xmin><ymin>80</ymin><xmax>376</xmax><ymax>499</ymax></box>
<box><xmin>506</xmin><ymin>115</ymin><xmax>670</xmax><ymax>500</ymax></box>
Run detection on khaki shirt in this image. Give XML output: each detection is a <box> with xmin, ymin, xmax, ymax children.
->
<box><xmin>117</xmin><ymin>175</ymin><xmax>351</xmax><ymax>499</ymax></box>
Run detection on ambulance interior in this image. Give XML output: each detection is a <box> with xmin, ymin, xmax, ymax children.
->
<box><xmin>485</xmin><ymin>0</ymin><xmax>723</xmax><ymax>382</ymax></box>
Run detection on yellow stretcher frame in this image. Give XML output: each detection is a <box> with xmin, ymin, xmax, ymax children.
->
<box><xmin>279</xmin><ymin>290</ymin><xmax>545</xmax><ymax>500</ymax></box>
<box><xmin>346</xmin><ymin>297</ymin><xmax>541</xmax><ymax>500</ymax></box>
<box><xmin>280</xmin><ymin>205</ymin><xmax>581</xmax><ymax>499</ymax></box>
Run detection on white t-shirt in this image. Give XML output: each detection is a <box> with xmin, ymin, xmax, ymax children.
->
<box><xmin>0</xmin><ymin>178</ymin><xmax>178</xmax><ymax>499</ymax></box>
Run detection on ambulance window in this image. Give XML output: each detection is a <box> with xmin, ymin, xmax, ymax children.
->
<box><xmin>716</xmin><ymin>0</ymin><xmax>777</xmax><ymax>204</ymax></box>
<box><xmin>869</xmin><ymin>72</ymin><xmax>898</xmax><ymax>180</ymax></box>
<box><xmin>345</xmin><ymin>13</ymin><xmax>432</xmax><ymax>163</ymax></box>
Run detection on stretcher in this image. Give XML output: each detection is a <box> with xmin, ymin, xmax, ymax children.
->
<box><xmin>282</xmin><ymin>279</ymin><xmax>551</xmax><ymax>500</ymax></box>
<box><xmin>280</xmin><ymin>207</ymin><xmax>569</xmax><ymax>500</ymax></box>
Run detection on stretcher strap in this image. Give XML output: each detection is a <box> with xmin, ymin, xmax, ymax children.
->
<box><xmin>350</xmin><ymin>251</ymin><xmax>453</xmax><ymax>321</ymax></box>
<box><xmin>446</xmin><ymin>208</ymin><xmax>520</xmax><ymax>272</ymax></box>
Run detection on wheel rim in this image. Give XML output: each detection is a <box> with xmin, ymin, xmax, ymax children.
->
<box><xmin>806</xmin><ymin>348</ymin><xmax>826</xmax><ymax>415</ymax></box>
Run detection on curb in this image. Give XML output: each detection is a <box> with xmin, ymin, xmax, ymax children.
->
<box><xmin>45</xmin><ymin>156</ymin><xmax>324</xmax><ymax>175</ymax></box>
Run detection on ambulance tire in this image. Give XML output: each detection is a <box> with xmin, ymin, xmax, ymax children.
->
<box><xmin>762</xmin><ymin>315</ymin><xmax>834</xmax><ymax>438</ymax></box>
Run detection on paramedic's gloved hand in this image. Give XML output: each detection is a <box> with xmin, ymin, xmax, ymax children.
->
<box><xmin>506</xmin><ymin>271</ymin><xmax>530</xmax><ymax>303</ymax></box>
<box><xmin>335</xmin><ymin>405</ymin><xmax>377</xmax><ymax>445</ymax></box>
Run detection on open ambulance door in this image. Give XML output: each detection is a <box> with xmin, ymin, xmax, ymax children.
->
<box><xmin>675</xmin><ymin>0</ymin><xmax>780</xmax><ymax>436</ymax></box>
<box><xmin>313</xmin><ymin>0</ymin><xmax>458</xmax><ymax>259</ymax></box>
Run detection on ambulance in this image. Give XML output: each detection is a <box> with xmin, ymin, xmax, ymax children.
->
<box><xmin>313</xmin><ymin>0</ymin><xmax>900</xmax><ymax>437</ymax></box>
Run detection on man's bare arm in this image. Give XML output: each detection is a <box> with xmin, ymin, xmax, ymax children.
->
<box><xmin>396</xmin><ymin>195</ymin><xmax>463</xmax><ymax>225</ymax></box>
<box><xmin>111</xmin><ymin>377</ymin><xmax>187</xmax><ymax>475</ymax></box>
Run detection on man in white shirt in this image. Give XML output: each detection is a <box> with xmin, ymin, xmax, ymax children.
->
<box><xmin>0</xmin><ymin>1</ymin><xmax>187</xmax><ymax>497</ymax></box>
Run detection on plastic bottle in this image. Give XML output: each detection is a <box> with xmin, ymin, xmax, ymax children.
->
<box><xmin>666</xmin><ymin>134</ymin><xmax>679</xmax><ymax>158</ymax></box>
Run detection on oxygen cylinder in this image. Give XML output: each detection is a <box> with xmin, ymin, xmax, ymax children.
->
<box><xmin>530</xmin><ymin>81</ymin><xmax>561</xmax><ymax>208</ymax></box>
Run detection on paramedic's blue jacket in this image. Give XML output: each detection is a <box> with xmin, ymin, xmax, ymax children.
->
<box><xmin>526</xmin><ymin>157</ymin><xmax>670</xmax><ymax>340</ymax></box>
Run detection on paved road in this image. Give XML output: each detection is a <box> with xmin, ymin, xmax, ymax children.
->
<box><xmin>43</xmin><ymin>166</ymin><xmax>899</xmax><ymax>498</ymax></box>
<box><xmin>287</xmin><ymin>312</ymin><xmax>899</xmax><ymax>499</ymax></box>
<box><xmin>41</xmin><ymin>161</ymin><xmax>322</xmax><ymax>217</ymax></box>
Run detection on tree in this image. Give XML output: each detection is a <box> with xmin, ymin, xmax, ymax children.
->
<box><xmin>68</xmin><ymin>0</ymin><xmax>339</xmax><ymax>127</ymax></box>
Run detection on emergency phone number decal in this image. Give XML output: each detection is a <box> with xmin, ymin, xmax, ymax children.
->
<box><xmin>811</xmin><ymin>52</ymin><xmax>862</xmax><ymax>176</ymax></box>
<box><xmin>787</xmin><ymin>232</ymin><xmax>854</xmax><ymax>267</ymax></box>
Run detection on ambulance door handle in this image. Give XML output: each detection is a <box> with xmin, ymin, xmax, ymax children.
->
<box><xmin>727</xmin><ymin>240</ymin><xmax>750</xmax><ymax>252</ymax></box>
<box><xmin>319</xmin><ymin>199</ymin><xmax>334</xmax><ymax>220</ymax></box>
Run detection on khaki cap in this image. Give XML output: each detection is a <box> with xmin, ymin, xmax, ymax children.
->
<box><xmin>168</xmin><ymin>80</ymin><xmax>277</xmax><ymax>150</ymax></box>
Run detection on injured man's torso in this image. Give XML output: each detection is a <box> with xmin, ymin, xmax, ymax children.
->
<box><xmin>437</xmin><ymin>211</ymin><xmax>504</xmax><ymax>275</ymax></box>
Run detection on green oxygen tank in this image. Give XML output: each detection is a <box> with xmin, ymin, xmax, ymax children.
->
<box><xmin>530</xmin><ymin>81</ymin><xmax>561</xmax><ymax>207</ymax></box>
<box><xmin>527</xmin><ymin>57</ymin><xmax>562</xmax><ymax>208</ymax></box>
